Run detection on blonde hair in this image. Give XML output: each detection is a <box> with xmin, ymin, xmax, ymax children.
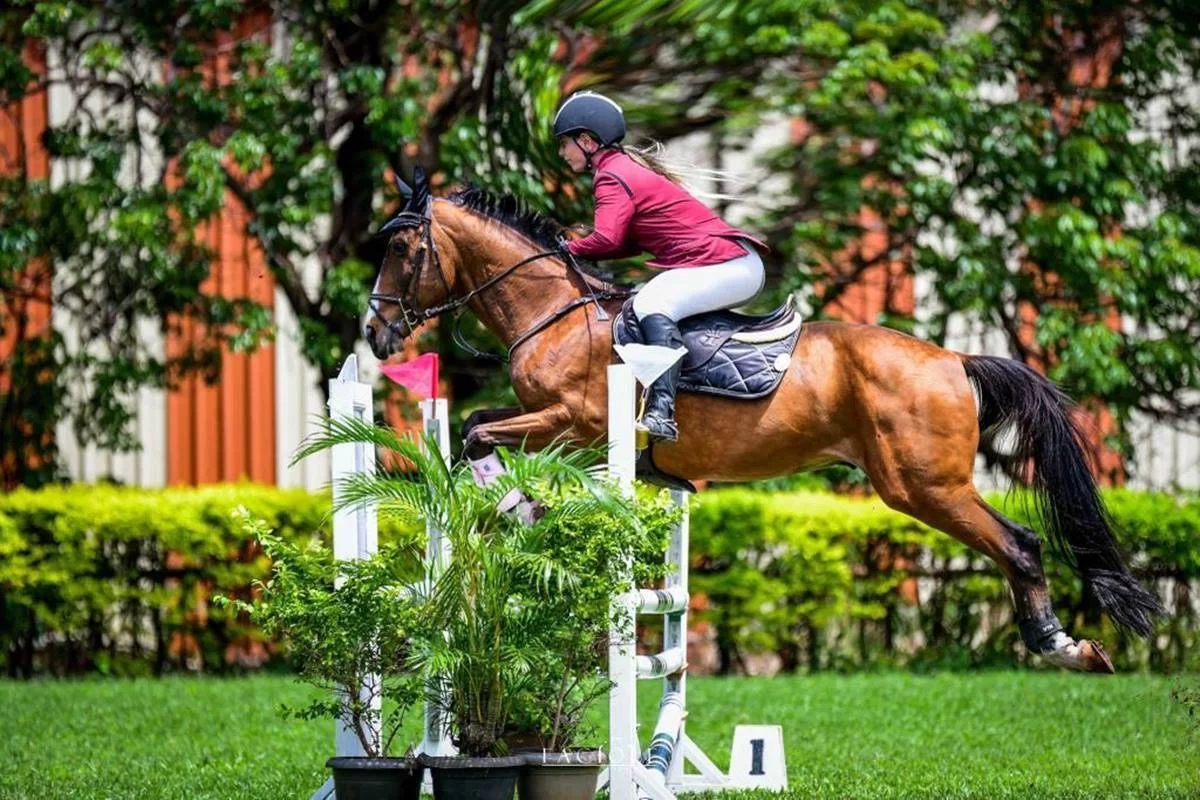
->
<box><xmin>620</xmin><ymin>140</ymin><xmax>749</xmax><ymax>203</ymax></box>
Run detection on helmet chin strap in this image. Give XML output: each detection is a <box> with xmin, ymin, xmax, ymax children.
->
<box><xmin>573</xmin><ymin>134</ymin><xmax>602</xmax><ymax>170</ymax></box>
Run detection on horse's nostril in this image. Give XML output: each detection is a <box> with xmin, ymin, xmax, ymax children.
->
<box><xmin>364</xmin><ymin>324</ymin><xmax>377</xmax><ymax>345</ymax></box>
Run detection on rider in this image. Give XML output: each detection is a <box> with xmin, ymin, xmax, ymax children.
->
<box><xmin>554</xmin><ymin>90</ymin><xmax>767</xmax><ymax>443</ymax></box>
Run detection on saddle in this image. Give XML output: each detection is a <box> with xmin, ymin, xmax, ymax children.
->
<box><xmin>612</xmin><ymin>297</ymin><xmax>802</xmax><ymax>493</ymax></box>
<box><xmin>612</xmin><ymin>297</ymin><xmax>801</xmax><ymax>399</ymax></box>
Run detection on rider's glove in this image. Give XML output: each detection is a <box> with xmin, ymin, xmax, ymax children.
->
<box><xmin>555</xmin><ymin>234</ymin><xmax>574</xmax><ymax>263</ymax></box>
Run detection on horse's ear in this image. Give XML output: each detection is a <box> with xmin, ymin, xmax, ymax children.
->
<box><xmin>394</xmin><ymin>173</ymin><xmax>413</xmax><ymax>202</ymax></box>
<box><xmin>377</xmin><ymin>215</ymin><xmax>406</xmax><ymax>236</ymax></box>
<box><xmin>411</xmin><ymin>165</ymin><xmax>432</xmax><ymax>218</ymax></box>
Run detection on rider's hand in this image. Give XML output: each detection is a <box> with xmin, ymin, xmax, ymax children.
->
<box><xmin>555</xmin><ymin>234</ymin><xmax>574</xmax><ymax>262</ymax></box>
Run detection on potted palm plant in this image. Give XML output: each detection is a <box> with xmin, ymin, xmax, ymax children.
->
<box><xmin>296</xmin><ymin>416</ymin><xmax>674</xmax><ymax>800</ymax></box>
<box><xmin>219</xmin><ymin>511</ymin><xmax>428</xmax><ymax>800</ymax></box>
<box><xmin>504</xmin><ymin>493</ymin><xmax>677</xmax><ymax>800</ymax></box>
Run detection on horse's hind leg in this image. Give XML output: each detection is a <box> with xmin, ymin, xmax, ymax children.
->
<box><xmin>968</xmin><ymin>497</ymin><xmax>1113</xmax><ymax>672</ymax></box>
<box><xmin>869</xmin><ymin>475</ymin><xmax>1115</xmax><ymax>673</ymax></box>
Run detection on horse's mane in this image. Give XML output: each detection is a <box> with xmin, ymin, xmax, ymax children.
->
<box><xmin>446</xmin><ymin>186</ymin><xmax>567</xmax><ymax>254</ymax></box>
<box><xmin>443</xmin><ymin>185</ymin><xmax>631</xmax><ymax>295</ymax></box>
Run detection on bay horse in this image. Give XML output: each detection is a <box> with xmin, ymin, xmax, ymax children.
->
<box><xmin>363</xmin><ymin>170</ymin><xmax>1162</xmax><ymax>673</ymax></box>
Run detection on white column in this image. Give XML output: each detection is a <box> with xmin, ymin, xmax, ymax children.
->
<box><xmin>313</xmin><ymin>355</ymin><xmax>378</xmax><ymax>800</ymax></box>
<box><xmin>665</xmin><ymin>489</ymin><xmax>689</xmax><ymax>786</ymax></box>
<box><xmin>608</xmin><ymin>363</ymin><xmax>639</xmax><ymax>800</ymax></box>
<box><xmin>420</xmin><ymin>397</ymin><xmax>455</xmax><ymax>757</ymax></box>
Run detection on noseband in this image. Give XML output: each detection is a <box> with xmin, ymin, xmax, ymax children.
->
<box><xmin>368</xmin><ymin>210</ymin><xmax>453</xmax><ymax>340</ymax></box>
<box><xmin>369</xmin><ymin>209</ymin><xmax>621</xmax><ymax>361</ymax></box>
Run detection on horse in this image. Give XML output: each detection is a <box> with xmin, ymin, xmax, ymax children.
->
<box><xmin>363</xmin><ymin>169</ymin><xmax>1162</xmax><ymax>673</ymax></box>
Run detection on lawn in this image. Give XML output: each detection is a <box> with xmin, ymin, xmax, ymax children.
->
<box><xmin>0</xmin><ymin>671</ymin><xmax>1195</xmax><ymax>799</ymax></box>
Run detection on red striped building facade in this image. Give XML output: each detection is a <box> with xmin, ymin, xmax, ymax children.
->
<box><xmin>3</xmin><ymin>37</ymin><xmax>1197</xmax><ymax>491</ymax></box>
<box><xmin>1</xmin><ymin>42</ymin><xmax>53</xmax><ymax>487</ymax></box>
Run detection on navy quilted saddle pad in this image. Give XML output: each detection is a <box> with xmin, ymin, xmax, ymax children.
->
<box><xmin>612</xmin><ymin>297</ymin><xmax>801</xmax><ymax>399</ymax></box>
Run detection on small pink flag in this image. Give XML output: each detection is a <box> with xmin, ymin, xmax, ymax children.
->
<box><xmin>380</xmin><ymin>352</ymin><xmax>440</xmax><ymax>400</ymax></box>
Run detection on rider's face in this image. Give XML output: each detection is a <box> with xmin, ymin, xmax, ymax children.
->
<box><xmin>558</xmin><ymin>134</ymin><xmax>595</xmax><ymax>173</ymax></box>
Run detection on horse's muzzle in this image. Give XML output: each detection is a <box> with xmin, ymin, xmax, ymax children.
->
<box><xmin>364</xmin><ymin>317</ymin><xmax>402</xmax><ymax>359</ymax></box>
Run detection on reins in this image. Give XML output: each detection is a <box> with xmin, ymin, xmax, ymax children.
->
<box><xmin>369</xmin><ymin>209</ymin><xmax>623</xmax><ymax>362</ymax></box>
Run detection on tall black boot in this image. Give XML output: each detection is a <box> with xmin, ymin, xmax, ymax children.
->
<box><xmin>638</xmin><ymin>313</ymin><xmax>684</xmax><ymax>443</ymax></box>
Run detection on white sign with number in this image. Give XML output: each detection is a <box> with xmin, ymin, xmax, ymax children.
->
<box><xmin>729</xmin><ymin>724</ymin><xmax>787</xmax><ymax>790</ymax></box>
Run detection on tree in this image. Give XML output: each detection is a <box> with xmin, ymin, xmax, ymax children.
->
<box><xmin>0</xmin><ymin>0</ymin><xmax>578</xmax><ymax>485</ymax></box>
<box><xmin>572</xmin><ymin>0</ymin><xmax>1200</xmax><ymax>467</ymax></box>
<box><xmin>920</xmin><ymin>1</ymin><xmax>1200</xmax><ymax>446</ymax></box>
<box><xmin>740</xmin><ymin>0</ymin><xmax>1200</xmax><ymax>460</ymax></box>
<box><xmin>3</xmin><ymin>0</ymin><xmax>1198</xmax><ymax>487</ymax></box>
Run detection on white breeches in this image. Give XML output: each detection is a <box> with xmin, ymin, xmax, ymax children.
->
<box><xmin>632</xmin><ymin>243</ymin><xmax>765</xmax><ymax>322</ymax></box>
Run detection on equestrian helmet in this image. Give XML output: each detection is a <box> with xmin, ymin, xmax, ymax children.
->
<box><xmin>552</xmin><ymin>91</ymin><xmax>626</xmax><ymax>146</ymax></box>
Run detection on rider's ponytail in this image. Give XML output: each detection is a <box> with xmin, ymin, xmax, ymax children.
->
<box><xmin>619</xmin><ymin>140</ymin><xmax>747</xmax><ymax>203</ymax></box>
<box><xmin>622</xmin><ymin>142</ymin><xmax>686</xmax><ymax>184</ymax></box>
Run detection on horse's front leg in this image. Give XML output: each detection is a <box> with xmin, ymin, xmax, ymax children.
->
<box><xmin>463</xmin><ymin>404</ymin><xmax>575</xmax><ymax>524</ymax></box>
<box><xmin>462</xmin><ymin>407</ymin><xmax>521</xmax><ymax>448</ymax></box>
<box><xmin>463</xmin><ymin>404</ymin><xmax>574</xmax><ymax>459</ymax></box>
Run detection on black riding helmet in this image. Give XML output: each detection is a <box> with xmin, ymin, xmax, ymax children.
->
<box><xmin>552</xmin><ymin>91</ymin><xmax>626</xmax><ymax>146</ymax></box>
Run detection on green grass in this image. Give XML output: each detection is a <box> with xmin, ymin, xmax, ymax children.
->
<box><xmin>1</xmin><ymin>672</ymin><xmax>1195</xmax><ymax>799</ymax></box>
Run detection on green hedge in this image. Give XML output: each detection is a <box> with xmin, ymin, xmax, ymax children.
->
<box><xmin>0</xmin><ymin>484</ymin><xmax>419</xmax><ymax>678</ymax></box>
<box><xmin>2</xmin><ymin>484</ymin><xmax>1196</xmax><ymax>677</ymax></box>
<box><xmin>689</xmin><ymin>488</ymin><xmax>1200</xmax><ymax>673</ymax></box>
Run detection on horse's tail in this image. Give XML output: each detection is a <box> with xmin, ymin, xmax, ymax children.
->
<box><xmin>960</xmin><ymin>354</ymin><xmax>1163</xmax><ymax>637</ymax></box>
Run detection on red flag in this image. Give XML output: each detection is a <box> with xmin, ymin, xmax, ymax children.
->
<box><xmin>380</xmin><ymin>352</ymin><xmax>439</xmax><ymax>400</ymax></box>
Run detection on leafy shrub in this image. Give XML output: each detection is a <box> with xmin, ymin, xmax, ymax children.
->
<box><xmin>0</xmin><ymin>483</ymin><xmax>418</xmax><ymax>677</ymax></box>
<box><xmin>218</xmin><ymin>511</ymin><xmax>427</xmax><ymax>757</ymax></box>
<box><xmin>2</xmin><ymin>482</ymin><xmax>1195</xmax><ymax>676</ymax></box>
<box><xmin>690</xmin><ymin>488</ymin><xmax>1200</xmax><ymax>672</ymax></box>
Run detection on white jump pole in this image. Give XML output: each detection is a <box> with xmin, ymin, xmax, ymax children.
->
<box><xmin>419</xmin><ymin>395</ymin><xmax>454</xmax><ymax>760</ymax></box>
<box><xmin>312</xmin><ymin>355</ymin><xmax>379</xmax><ymax>800</ymax></box>
<box><xmin>604</xmin><ymin>361</ymin><xmax>787</xmax><ymax>800</ymax></box>
<box><xmin>606</xmin><ymin>362</ymin><xmax>678</xmax><ymax>800</ymax></box>
<box><xmin>607</xmin><ymin>363</ymin><xmax>645</xmax><ymax>800</ymax></box>
<box><xmin>313</xmin><ymin>357</ymin><xmax>455</xmax><ymax>800</ymax></box>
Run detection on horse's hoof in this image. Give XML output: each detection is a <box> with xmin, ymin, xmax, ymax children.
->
<box><xmin>1040</xmin><ymin>636</ymin><xmax>1115</xmax><ymax>673</ymax></box>
<box><xmin>1078</xmin><ymin>639</ymin><xmax>1115</xmax><ymax>674</ymax></box>
<box><xmin>518</xmin><ymin>500</ymin><xmax>546</xmax><ymax>525</ymax></box>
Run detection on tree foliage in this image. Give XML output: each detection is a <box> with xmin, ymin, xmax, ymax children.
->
<box><xmin>728</xmin><ymin>1</ymin><xmax>1200</xmax><ymax>435</ymax></box>
<box><xmin>1</xmin><ymin>0</ymin><xmax>577</xmax><ymax>485</ymax></box>
<box><xmin>575</xmin><ymin>0</ymin><xmax>1200</xmax><ymax>452</ymax></box>
<box><xmin>2</xmin><ymin>0</ymin><xmax>1198</xmax><ymax>486</ymax></box>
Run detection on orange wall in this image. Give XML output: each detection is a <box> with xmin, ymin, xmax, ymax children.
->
<box><xmin>0</xmin><ymin>43</ymin><xmax>52</xmax><ymax>488</ymax></box>
<box><xmin>166</xmin><ymin>208</ymin><xmax>277</xmax><ymax>485</ymax></box>
<box><xmin>0</xmin><ymin>41</ymin><xmax>51</xmax><ymax>344</ymax></box>
<box><xmin>0</xmin><ymin>40</ymin><xmax>51</xmax><ymax>343</ymax></box>
<box><xmin>823</xmin><ymin>205</ymin><xmax>915</xmax><ymax>325</ymax></box>
<box><xmin>166</xmin><ymin>18</ymin><xmax>277</xmax><ymax>486</ymax></box>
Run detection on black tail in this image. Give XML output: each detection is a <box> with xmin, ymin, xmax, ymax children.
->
<box><xmin>961</xmin><ymin>354</ymin><xmax>1164</xmax><ymax>637</ymax></box>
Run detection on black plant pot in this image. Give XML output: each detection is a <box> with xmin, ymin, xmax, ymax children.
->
<box><xmin>518</xmin><ymin>750</ymin><xmax>606</xmax><ymax>800</ymax></box>
<box><xmin>326</xmin><ymin>756</ymin><xmax>423</xmax><ymax>800</ymax></box>
<box><xmin>418</xmin><ymin>754</ymin><xmax>524</xmax><ymax>800</ymax></box>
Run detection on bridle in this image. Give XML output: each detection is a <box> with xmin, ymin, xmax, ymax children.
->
<box><xmin>368</xmin><ymin>207</ymin><xmax>622</xmax><ymax>362</ymax></box>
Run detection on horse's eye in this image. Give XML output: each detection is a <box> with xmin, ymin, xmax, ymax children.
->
<box><xmin>390</xmin><ymin>239</ymin><xmax>408</xmax><ymax>256</ymax></box>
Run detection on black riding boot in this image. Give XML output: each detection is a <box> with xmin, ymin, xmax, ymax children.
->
<box><xmin>638</xmin><ymin>313</ymin><xmax>683</xmax><ymax>443</ymax></box>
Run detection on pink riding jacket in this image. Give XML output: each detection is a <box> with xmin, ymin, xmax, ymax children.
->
<box><xmin>565</xmin><ymin>149</ymin><xmax>765</xmax><ymax>269</ymax></box>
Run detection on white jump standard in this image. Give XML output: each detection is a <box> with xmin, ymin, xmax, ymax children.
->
<box><xmin>604</xmin><ymin>362</ymin><xmax>787</xmax><ymax>799</ymax></box>
<box><xmin>314</xmin><ymin>356</ymin><xmax>785</xmax><ymax>799</ymax></box>
<box><xmin>310</xmin><ymin>356</ymin><xmax>379</xmax><ymax>800</ymax></box>
<box><xmin>312</xmin><ymin>355</ymin><xmax>453</xmax><ymax>800</ymax></box>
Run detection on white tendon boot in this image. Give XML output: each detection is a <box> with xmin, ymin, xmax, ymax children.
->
<box><xmin>468</xmin><ymin>453</ymin><xmax>542</xmax><ymax>524</ymax></box>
